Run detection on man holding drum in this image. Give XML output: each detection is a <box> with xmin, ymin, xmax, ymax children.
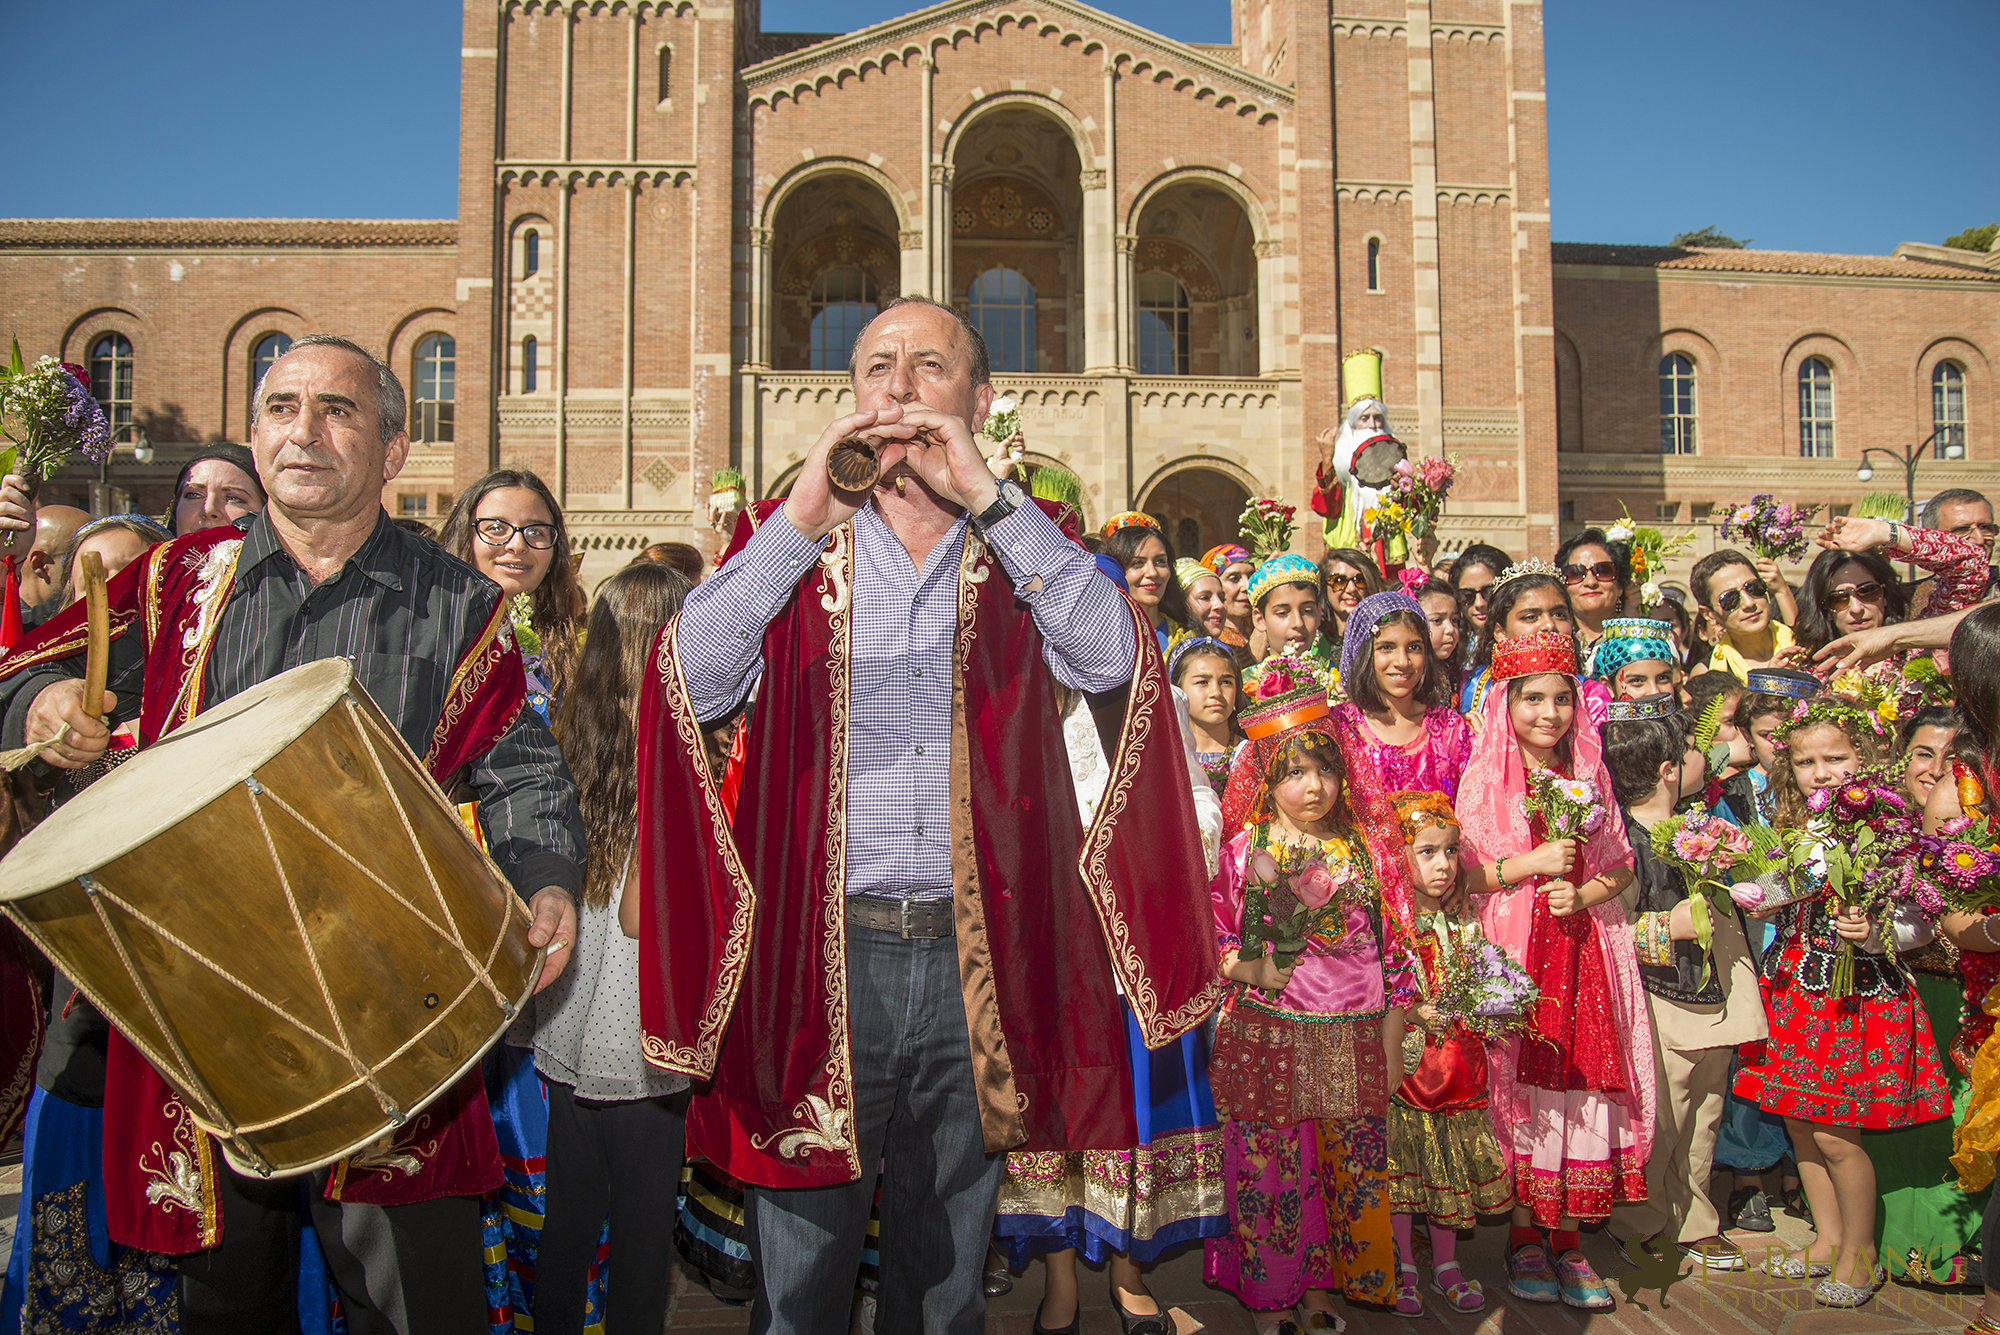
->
<box><xmin>635</xmin><ymin>297</ymin><xmax>1223</xmax><ymax>1333</ymax></box>
<box><xmin>0</xmin><ymin>335</ymin><xmax>583</xmax><ymax>1334</ymax></box>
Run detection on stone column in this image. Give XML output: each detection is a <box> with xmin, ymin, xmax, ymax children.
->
<box><xmin>1405</xmin><ymin>1</ymin><xmax>1444</xmax><ymax>459</ymax></box>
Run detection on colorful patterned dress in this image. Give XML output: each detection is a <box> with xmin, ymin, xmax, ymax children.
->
<box><xmin>1203</xmin><ymin>824</ymin><xmax>1415</xmax><ymax>1311</ymax></box>
<box><xmin>1331</xmin><ymin>702</ymin><xmax>1472</xmax><ymax>802</ymax></box>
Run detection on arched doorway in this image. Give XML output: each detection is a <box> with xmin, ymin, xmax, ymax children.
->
<box><xmin>950</xmin><ymin>109</ymin><xmax>1084</xmax><ymax>374</ymax></box>
<box><xmin>769</xmin><ymin>172</ymin><xmax>902</xmax><ymax>371</ymax></box>
<box><xmin>1139</xmin><ymin>465</ymin><xmax>1253</xmax><ymax>561</ymax></box>
<box><xmin>1133</xmin><ymin>182</ymin><xmax>1259</xmax><ymax>376</ymax></box>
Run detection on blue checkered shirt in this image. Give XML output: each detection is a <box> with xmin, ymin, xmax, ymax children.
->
<box><xmin>677</xmin><ymin>501</ymin><xmax>1134</xmax><ymax>898</ymax></box>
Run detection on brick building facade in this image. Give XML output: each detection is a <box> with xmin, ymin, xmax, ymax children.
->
<box><xmin>1</xmin><ymin>0</ymin><xmax>1992</xmax><ymax>592</ymax></box>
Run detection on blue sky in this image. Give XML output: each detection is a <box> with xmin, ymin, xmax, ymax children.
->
<box><xmin>4</xmin><ymin>0</ymin><xmax>1994</xmax><ymax>254</ymax></box>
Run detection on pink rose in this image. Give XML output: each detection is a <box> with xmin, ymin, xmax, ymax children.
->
<box><xmin>1295</xmin><ymin>864</ymin><xmax>1337</xmax><ymax>909</ymax></box>
<box><xmin>1248</xmin><ymin>849</ymin><xmax>1280</xmax><ymax>884</ymax></box>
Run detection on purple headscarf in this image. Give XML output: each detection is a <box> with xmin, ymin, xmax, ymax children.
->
<box><xmin>1339</xmin><ymin>589</ymin><xmax>1426</xmax><ymax>689</ymax></box>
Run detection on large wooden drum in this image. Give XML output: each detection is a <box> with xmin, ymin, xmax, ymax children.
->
<box><xmin>0</xmin><ymin>658</ymin><xmax>540</xmax><ymax>1177</ymax></box>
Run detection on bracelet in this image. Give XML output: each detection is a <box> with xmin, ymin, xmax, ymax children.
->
<box><xmin>1496</xmin><ymin>857</ymin><xmax>1512</xmax><ymax>889</ymax></box>
<box><xmin>1979</xmin><ymin>915</ymin><xmax>2000</xmax><ymax>948</ymax></box>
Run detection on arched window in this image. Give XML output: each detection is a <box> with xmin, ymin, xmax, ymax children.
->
<box><xmin>249</xmin><ymin>331</ymin><xmax>291</xmax><ymax>424</ymax></box>
<box><xmin>969</xmin><ymin>268</ymin><xmax>1036</xmax><ymax>374</ymax></box>
<box><xmin>1658</xmin><ymin>353</ymin><xmax>1696</xmax><ymax>455</ymax></box>
<box><xmin>522</xmin><ymin>335</ymin><xmax>538</xmax><ymax>394</ymax></box>
<box><xmin>809</xmin><ymin>267</ymin><xmax>879</xmax><ymax>372</ymax></box>
<box><xmin>523</xmin><ymin>229</ymin><xmax>539</xmax><ymax>278</ymax></box>
<box><xmin>1136</xmin><ymin>272</ymin><xmax>1190</xmax><ymax>376</ymax></box>
<box><xmin>413</xmin><ymin>335</ymin><xmax>456</xmax><ymax>443</ymax></box>
<box><xmin>1934</xmin><ymin>362</ymin><xmax>1967</xmax><ymax>458</ymax></box>
<box><xmin>89</xmin><ymin>333</ymin><xmax>134</xmax><ymax>437</ymax></box>
<box><xmin>1366</xmin><ymin>237</ymin><xmax>1383</xmax><ymax>293</ymax></box>
<box><xmin>1798</xmin><ymin>357</ymin><xmax>1835</xmax><ymax>458</ymax></box>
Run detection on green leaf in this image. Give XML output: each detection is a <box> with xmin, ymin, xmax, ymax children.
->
<box><xmin>7</xmin><ymin>339</ymin><xmax>22</xmax><ymax>377</ymax></box>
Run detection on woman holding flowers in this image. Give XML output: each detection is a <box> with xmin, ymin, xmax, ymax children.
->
<box><xmin>1332</xmin><ymin>590</ymin><xmax>1472</xmax><ymax>801</ymax></box>
<box><xmin>1456</xmin><ymin>630</ymin><xmax>1650</xmax><ymax>1311</ymax></box>
<box><xmin>1205</xmin><ymin>658</ymin><xmax>1419</xmax><ymax>1333</ymax></box>
<box><xmin>1732</xmin><ymin>685</ymin><xmax>1950</xmax><ymax>1307</ymax></box>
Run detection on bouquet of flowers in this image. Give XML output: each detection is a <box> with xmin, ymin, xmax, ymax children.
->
<box><xmin>1604</xmin><ymin>501</ymin><xmax>1696</xmax><ymax>611</ymax></box>
<box><xmin>1648</xmin><ymin>812</ymin><xmax>1781</xmax><ymax>983</ymax></box>
<box><xmin>0</xmin><ymin>340</ymin><xmax>110</xmax><ymax>482</ymax></box>
<box><xmin>1238</xmin><ymin>497</ymin><xmax>1298</xmax><ymax>565</ymax></box>
<box><xmin>1520</xmin><ymin>769</ymin><xmax>1609</xmax><ymax>842</ymax></box>
<box><xmin>980</xmin><ymin>394</ymin><xmax>1022</xmax><ymax>447</ymax></box>
<box><xmin>1414</xmin><ymin>915</ymin><xmax>1542</xmax><ymax>1040</ymax></box>
<box><xmin>1236</xmin><ymin>835</ymin><xmax>1374</xmax><ymax>989</ymax></box>
<box><xmin>1786</xmin><ymin>764</ymin><xmax>1924</xmax><ymax>995</ymax></box>
<box><xmin>1720</xmin><ymin>493</ymin><xmax>1821</xmax><ymax>564</ymax></box>
<box><xmin>1914</xmin><ymin>816</ymin><xmax>2000</xmax><ymax>916</ymax></box>
<box><xmin>1366</xmin><ymin>453</ymin><xmax>1457</xmax><ymax>541</ymax></box>
<box><xmin>507</xmin><ymin>592</ymin><xmax>543</xmax><ymax>657</ymax></box>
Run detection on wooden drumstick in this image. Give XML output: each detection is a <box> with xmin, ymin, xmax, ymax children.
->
<box><xmin>0</xmin><ymin>551</ymin><xmax>112</xmax><ymax>771</ymax></box>
<box><xmin>79</xmin><ymin>552</ymin><xmax>109</xmax><ymax>724</ymax></box>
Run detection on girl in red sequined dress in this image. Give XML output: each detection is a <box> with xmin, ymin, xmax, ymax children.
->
<box><xmin>1456</xmin><ymin>631</ymin><xmax>1652</xmax><ymax>1312</ymax></box>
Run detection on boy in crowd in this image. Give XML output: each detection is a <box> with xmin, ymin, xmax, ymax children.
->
<box><xmin>1591</xmin><ymin>618</ymin><xmax>1680</xmax><ymax>702</ymax></box>
<box><xmin>1243</xmin><ymin>553</ymin><xmax>1331</xmax><ymax>690</ymax></box>
<box><xmin>1603</xmin><ymin>696</ymin><xmax>1768</xmax><ymax>1274</ymax></box>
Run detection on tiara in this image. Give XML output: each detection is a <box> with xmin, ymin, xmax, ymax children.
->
<box><xmin>1491</xmin><ymin>629</ymin><xmax>1578</xmax><ymax>682</ymax></box>
<box><xmin>1606</xmin><ymin>694</ymin><xmax>1680</xmax><ymax>722</ymax></box>
<box><xmin>1494</xmin><ymin>557</ymin><xmax>1562</xmax><ymax>590</ymax></box>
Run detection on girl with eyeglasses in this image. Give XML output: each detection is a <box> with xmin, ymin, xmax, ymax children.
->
<box><xmin>441</xmin><ymin>469</ymin><xmax>584</xmax><ymax>719</ymax></box>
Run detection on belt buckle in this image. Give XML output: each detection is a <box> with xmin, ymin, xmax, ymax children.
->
<box><xmin>897</xmin><ymin>898</ymin><xmax>923</xmax><ymax>939</ymax></box>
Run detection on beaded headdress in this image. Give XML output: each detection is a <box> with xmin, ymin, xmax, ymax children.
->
<box><xmin>1201</xmin><ymin>543</ymin><xmax>1253</xmax><ymax>575</ymax></box>
<box><xmin>1591</xmin><ymin>618</ymin><xmax>1678</xmax><ymax>683</ymax></box>
<box><xmin>1390</xmin><ymin>789</ymin><xmax>1459</xmax><ymax>841</ymax></box>
<box><xmin>1746</xmin><ymin>668</ymin><xmax>1820</xmax><ymax>700</ymax></box>
<box><xmin>1167</xmin><ymin>635</ymin><xmax>1237</xmax><ymax>681</ymax></box>
<box><xmin>1100</xmin><ymin>511</ymin><xmax>1160</xmax><ymax>538</ymax></box>
<box><xmin>1606</xmin><ymin>693</ymin><xmax>1681</xmax><ymax>723</ymax></box>
<box><xmin>1490</xmin><ymin>629</ymin><xmax>1578</xmax><ymax>682</ymax></box>
<box><xmin>1247</xmin><ymin>553</ymin><xmax>1320</xmax><ymax>609</ymax></box>
<box><xmin>1492</xmin><ymin>556</ymin><xmax>1562</xmax><ymax>592</ymax></box>
<box><xmin>1339</xmin><ymin>590</ymin><xmax>1425</xmax><ymax>691</ymax></box>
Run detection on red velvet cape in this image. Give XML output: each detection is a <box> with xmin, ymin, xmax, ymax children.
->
<box><xmin>634</xmin><ymin>500</ymin><xmax>1225</xmax><ymax>1188</ymax></box>
<box><xmin>0</xmin><ymin>525</ymin><xmax>527</xmax><ymax>1250</ymax></box>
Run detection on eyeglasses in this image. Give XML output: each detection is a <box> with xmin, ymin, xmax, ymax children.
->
<box><xmin>1455</xmin><ymin>585</ymin><xmax>1493</xmax><ymax>607</ymax></box>
<box><xmin>473</xmin><ymin>517</ymin><xmax>558</xmax><ymax>550</ymax></box>
<box><xmin>1950</xmin><ymin>523</ymin><xmax>2000</xmax><ymax>539</ymax></box>
<box><xmin>1323</xmin><ymin>574</ymin><xmax>1361</xmax><ymax>595</ymax></box>
<box><xmin>1562</xmin><ymin>560</ymin><xmax>1617</xmax><ymax>586</ymax></box>
<box><xmin>1823</xmin><ymin>581</ymin><xmax>1884</xmax><ymax>612</ymax></box>
<box><xmin>1714</xmin><ymin>579</ymin><xmax>1770</xmax><ymax>614</ymax></box>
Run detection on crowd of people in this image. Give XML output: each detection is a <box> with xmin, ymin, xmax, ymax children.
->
<box><xmin>0</xmin><ymin>304</ymin><xmax>1998</xmax><ymax>1335</ymax></box>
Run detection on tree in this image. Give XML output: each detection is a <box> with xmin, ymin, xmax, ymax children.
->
<box><xmin>1945</xmin><ymin>223</ymin><xmax>1999</xmax><ymax>252</ymax></box>
<box><xmin>1670</xmin><ymin>226</ymin><xmax>1749</xmax><ymax>249</ymax></box>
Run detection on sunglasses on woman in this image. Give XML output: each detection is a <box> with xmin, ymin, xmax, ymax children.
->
<box><xmin>1562</xmin><ymin>561</ymin><xmax>1617</xmax><ymax>586</ymax></box>
<box><xmin>1823</xmin><ymin>581</ymin><xmax>1884</xmax><ymax>612</ymax></box>
<box><xmin>1714</xmin><ymin>578</ymin><xmax>1769</xmax><ymax>614</ymax></box>
<box><xmin>1323</xmin><ymin>573</ymin><xmax>1362</xmax><ymax>595</ymax></box>
<box><xmin>1455</xmin><ymin>585</ymin><xmax>1492</xmax><ymax>607</ymax></box>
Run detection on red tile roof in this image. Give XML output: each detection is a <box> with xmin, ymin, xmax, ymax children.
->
<box><xmin>1552</xmin><ymin>242</ymin><xmax>2000</xmax><ymax>283</ymax></box>
<box><xmin>0</xmin><ymin>219</ymin><xmax>457</xmax><ymax>248</ymax></box>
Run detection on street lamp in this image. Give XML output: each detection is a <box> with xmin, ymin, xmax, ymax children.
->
<box><xmin>94</xmin><ymin>422</ymin><xmax>154</xmax><ymax>515</ymax></box>
<box><xmin>1855</xmin><ymin>425</ymin><xmax>1965</xmax><ymax>575</ymax></box>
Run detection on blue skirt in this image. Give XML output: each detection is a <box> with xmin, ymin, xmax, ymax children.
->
<box><xmin>992</xmin><ymin>1004</ymin><xmax>1226</xmax><ymax>1265</ymax></box>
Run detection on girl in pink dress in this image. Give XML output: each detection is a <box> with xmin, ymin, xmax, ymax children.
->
<box><xmin>1333</xmin><ymin>590</ymin><xmax>1472</xmax><ymax>801</ymax></box>
<box><xmin>1456</xmin><ymin>630</ymin><xmax>1654</xmax><ymax>1312</ymax></box>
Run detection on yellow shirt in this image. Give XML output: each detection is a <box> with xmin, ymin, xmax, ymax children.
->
<box><xmin>1709</xmin><ymin>622</ymin><xmax>1795</xmax><ymax>683</ymax></box>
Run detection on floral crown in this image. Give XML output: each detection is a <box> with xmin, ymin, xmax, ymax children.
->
<box><xmin>1773</xmin><ymin>679</ymin><xmax>1894</xmax><ymax>750</ymax></box>
<box><xmin>1390</xmin><ymin>790</ymin><xmax>1459</xmax><ymax>841</ymax></box>
<box><xmin>1238</xmin><ymin>654</ymin><xmax>1331</xmax><ymax>741</ymax></box>
<box><xmin>1491</xmin><ymin>629</ymin><xmax>1578</xmax><ymax>682</ymax></box>
<box><xmin>1247</xmin><ymin>553</ymin><xmax>1320</xmax><ymax>609</ymax></box>
<box><xmin>1100</xmin><ymin>511</ymin><xmax>1160</xmax><ymax>538</ymax></box>
<box><xmin>1493</xmin><ymin>557</ymin><xmax>1562</xmax><ymax>591</ymax></box>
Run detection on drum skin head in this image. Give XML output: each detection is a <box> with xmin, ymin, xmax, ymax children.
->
<box><xmin>0</xmin><ymin>657</ymin><xmax>540</xmax><ymax>1178</ymax></box>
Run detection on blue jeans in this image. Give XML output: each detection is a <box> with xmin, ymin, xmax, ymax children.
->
<box><xmin>748</xmin><ymin>926</ymin><xmax>1003</xmax><ymax>1335</ymax></box>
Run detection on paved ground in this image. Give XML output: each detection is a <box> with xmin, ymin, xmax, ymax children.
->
<box><xmin>664</xmin><ymin>1170</ymin><xmax>1985</xmax><ymax>1333</ymax></box>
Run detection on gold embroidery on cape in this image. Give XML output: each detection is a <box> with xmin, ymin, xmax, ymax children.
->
<box><xmin>639</xmin><ymin>613</ymin><xmax>757</xmax><ymax>1078</ymax></box>
<box><xmin>138</xmin><ymin>1095</ymin><xmax>220</xmax><ymax>1247</ymax></box>
<box><xmin>425</xmin><ymin>598</ymin><xmax>511</xmax><ymax>768</ymax></box>
<box><xmin>819</xmin><ymin>524</ymin><xmax>852</xmax><ymax>615</ymax></box>
<box><xmin>814</xmin><ymin>531</ymin><xmax>858</xmax><ymax>1168</ymax></box>
<box><xmin>168</xmin><ymin>540</ymin><xmax>243</xmax><ymax>731</ymax></box>
<box><xmin>748</xmin><ymin>1093</ymin><xmax>854</xmax><ymax>1160</ymax></box>
<box><xmin>344</xmin><ymin>1108</ymin><xmax>445</xmax><ymax>1183</ymax></box>
<box><xmin>1078</xmin><ymin>597</ymin><xmax>1229</xmax><ymax>1048</ymax></box>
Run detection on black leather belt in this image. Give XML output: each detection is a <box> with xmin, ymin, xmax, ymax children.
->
<box><xmin>845</xmin><ymin>894</ymin><xmax>955</xmax><ymax>939</ymax></box>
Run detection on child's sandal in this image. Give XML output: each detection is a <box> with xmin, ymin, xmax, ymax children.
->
<box><xmin>1431</xmin><ymin>1266</ymin><xmax>1484</xmax><ymax>1313</ymax></box>
<box><xmin>1394</xmin><ymin>1265</ymin><xmax>1423</xmax><ymax>1318</ymax></box>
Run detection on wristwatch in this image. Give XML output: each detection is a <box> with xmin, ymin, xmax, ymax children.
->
<box><xmin>973</xmin><ymin>479</ymin><xmax>1026</xmax><ymax>530</ymax></box>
